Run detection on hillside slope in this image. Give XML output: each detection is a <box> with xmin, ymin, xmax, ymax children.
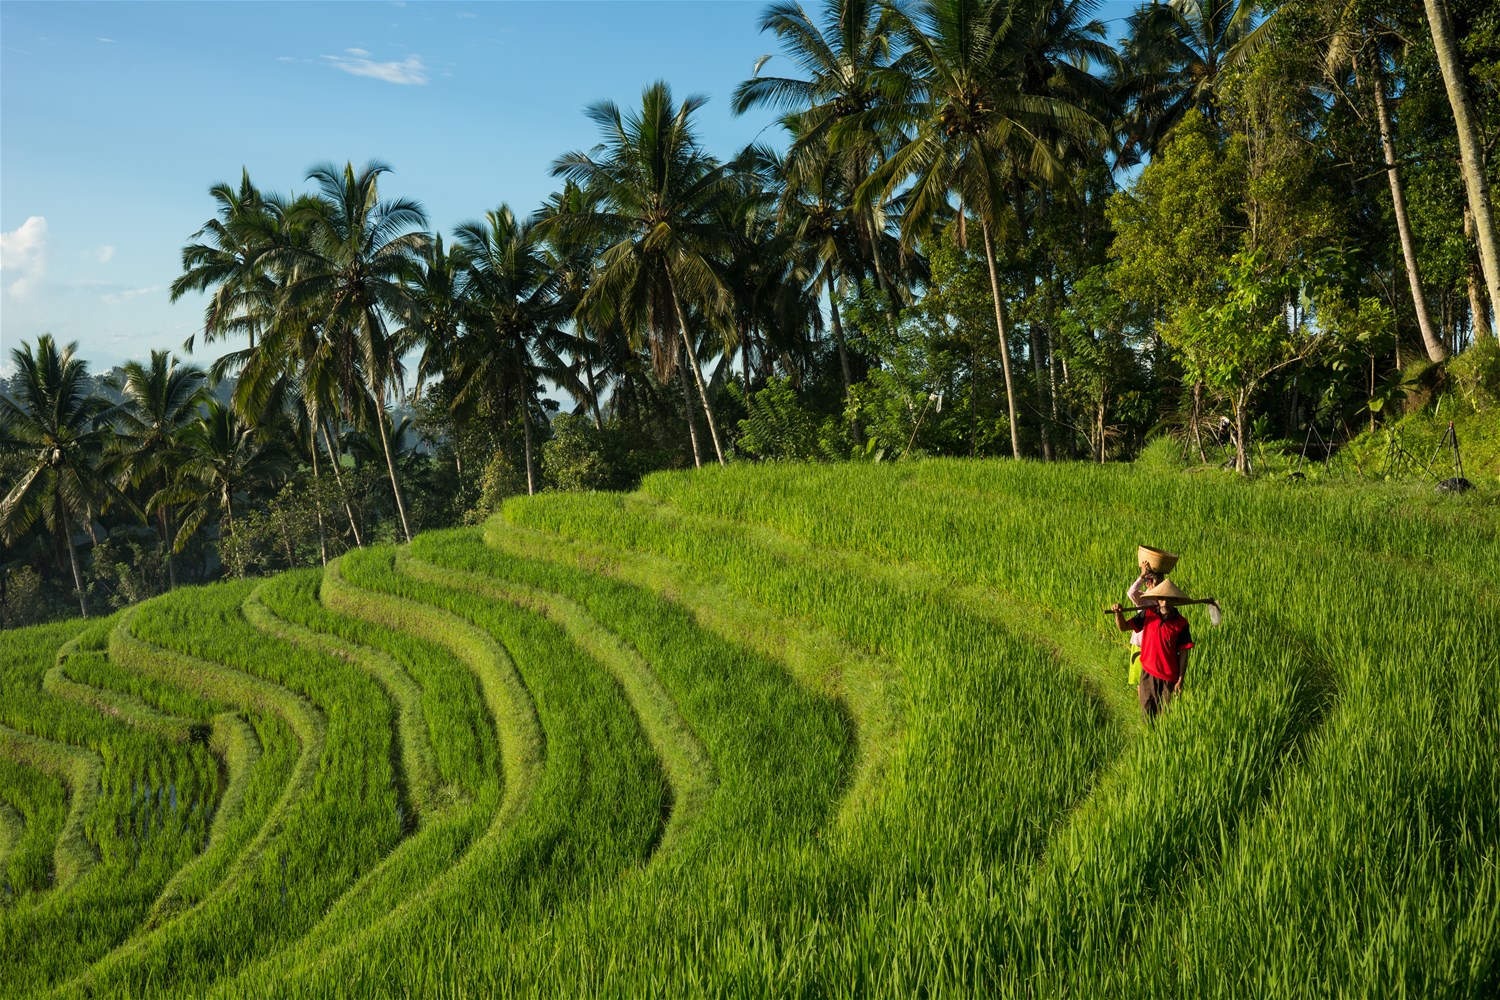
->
<box><xmin>1</xmin><ymin>462</ymin><xmax>1496</xmax><ymax>998</ymax></box>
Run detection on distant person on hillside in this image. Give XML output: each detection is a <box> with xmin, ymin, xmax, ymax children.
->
<box><xmin>1125</xmin><ymin>546</ymin><xmax>1177</xmax><ymax>687</ymax></box>
<box><xmin>1113</xmin><ymin>578</ymin><xmax>1195</xmax><ymax>720</ymax></box>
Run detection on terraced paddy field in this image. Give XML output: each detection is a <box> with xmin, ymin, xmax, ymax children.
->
<box><xmin>2</xmin><ymin>461</ymin><xmax>1496</xmax><ymax>998</ymax></box>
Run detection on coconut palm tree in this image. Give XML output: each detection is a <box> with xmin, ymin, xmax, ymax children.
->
<box><xmin>550</xmin><ymin>82</ymin><xmax>740</xmax><ymax>465</ymax></box>
<box><xmin>1420</xmin><ymin>0</ymin><xmax>1500</xmax><ymax>333</ymax></box>
<box><xmin>450</xmin><ymin>205</ymin><xmax>572</xmax><ymax>495</ymax></box>
<box><xmin>170</xmin><ymin>169</ymin><xmax>282</xmax><ymax>352</ymax></box>
<box><xmin>110</xmin><ymin>350</ymin><xmax>209</xmax><ymax>587</ymax></box>
<box><xmin>161</xmin><ymin>398</ymin><xmax>292</xmax><ymax>550</ymax></box>
<box><xmin>537</xmin><ymin>182</ymin><xmax>614</xmax><ymax>430</ymax></box>
<box><xmin>1118</xmin><ymin>0</ymin><xmax>1271</xmax><ymax>163</ymax></box>
<box><xmin>861</xmin><ymin>0</ymin><xmax>1103</xmax><ymax>458</ymax></box>
<box><xmin>734</xmin><ymin>0</ymin><xmax>901</xmax><ymax>296</ymax></box>
<box><xmin>273</xmin><ymin>161</ymin><xmax>431</xmax><ymax>541</ymax></box>
<box><xmin>0</xmin><ymin>336</ymin><xmax>130</xmax><ymax>616</ymax></box>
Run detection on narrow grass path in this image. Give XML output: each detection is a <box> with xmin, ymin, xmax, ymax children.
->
<box><xmin>105</xmin><ymin>603</ymin><xmax>326</xmax><ymax>910</ymax></box>
<box><xmin>0</xmin><ymin>621</ymin><xmax>226</xmax><ymax>996</ymax></box>
<box><xmin>47</xmin><ymin>637</ymin><xmax>204</xmax><ymax>744</ymax></box>
<box><xmin>402</xmin><ymin>545</ymin><xmax>715</xmax><ymax>854</ymax></box>
<box><xmin>45</xmin><ymin>633</ymin><xmax>262</xmax><ymax>930</ymax></box>
<box><xmin>270</xmin><ymin>553</ymin><xmax>544</xmax><ymax>966</ymax></box>
<box><xmin>209</xmin><ymin>568</ymin><xmax>502</xmax><ymax>993</ymax></box>
<box><xmin>225</xmin><ymin>545</ymin><xmax>666</xmax><ymax>998</ymax></box>
<box><xmin>0</xmin><ymin>725</ymin><xmax>99</xmax><ymax>892</ymax></box>
<box><xmin>376</xmin><ymin>526</ymin><xmax>851</xmax><ymax>997</ymax></box>
<box><xmin>45</xmin><ymin>630</ymin><xmax>272</xmax><ymax>934</ymax></box>
<box><xmin>503</xmin><ymin>491</ymin><xmax>1113</xmax><ymax>887</ymax></box>
<box><xmin>245</xmin><ymin>578</ymin><xmax>440</xmax><ymax>826</ymax></box>
<box><xmin>0</xmin><ymin>760</ymin><xmax>65</xmax><ymax>904</ymax></box>
<box><xmin>0</xmin><ymin>801</ymin><xmax>22</xmax><ymax>885</ymax></box>
<box><xmin>481</xmin><ymin>516</ymin><xmax>903</xmax><ymax>829</ymax></box>
<box><xmin>57</xmin><ymin>591</ymin><xmax>347</xmax><ymax>999</ymax></box>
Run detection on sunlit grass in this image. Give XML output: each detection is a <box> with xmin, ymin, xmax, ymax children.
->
<box><xmin>0</xmin><ymin>460</ymin><xmax>1494</xmax><ymax>997</ymax></box>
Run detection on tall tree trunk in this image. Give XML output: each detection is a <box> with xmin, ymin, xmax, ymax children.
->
<box><xmin>1370</xmin><ymin>55</ymin><xmax>1448</xmax><ymax>362</ymax></box>
<box><xmin>1192</xmin><ymin>381</ymin><xmax>1207</xmax><ymax>463</ymax></box>
<box><xmin>582</xmin><ymin>355</ymin><xmax>604</xmax><ymax>431</ymax></box>
<box><xmin>678</xmin><ymin>358</ymin><xmax>703</xmax><ymax>469</ymax></box>
<box><xmin>1029</xmin><ymin>319</ymin><xmax>1053</xmax><ymax>461</ymax></box>
<box><xmin>309</xmin><ymin>433</ymin><xmax>329</xmax><ymax>565</ymax></box>
<box><xmin>1465</xmin><ymin>205</ymin><xmax>1493</xmax><ymax>340</ymax></box>
<box><xmin>825</xmin><ymin>265</ymin><xmax>854</xmax><ymax>400</ymax></box>
<box><xmin>321</xmin><ymin>420</ymin><xmax>364</xmax><ymax>548</ymax></box>
<box><xmin>520</xmin><ymin>397</ymin><xmax>537</xmax><ymax>496</ymax></box>
<box><xmin>1232</xmin><ymin>386</ymin><xmax>1253</xmax><ymax>476</ymax></box>
<box><xmin>1047</xmin><ymin>268</ymin><xmax>1063</xmax><ymax>457</ymax></box>
<box><xmin>60</xmin><ymin>502</ymin><xmax>89</xmax><ymax>617</ymax></box>
<box><xmin>1424</xmin><ymin>0</ymin><xmax>1500</xmax><ymax>326</ymax></box>
<box><xmin>1097</xmin><ymin>399</ymin><xmax>1107</xmax><ymax>464</ymax></box>
<box><xmin>668</xmin><ymin>282</ymin><xmax>725</xmax><ymax>465</ymax></box>
<box><xmin>156</xmin><ymin>469</ymin><xmax>177</xmax><ymax>589</ymax></box>
<box><xmin>826</xmin><ymin>265</ymin><xmax>863</xmax><ymax>446</ymax></box>
<box><xmin>164</xmin><ymin>506</ymin><xmax>177</xmax><ymax>589</ymax></box>
<box><xmin>970</xmin><ymin>326</ymin><xmax>979</xmax><ymax>457</ymax></box>
<box><xmin>371</xmin><ymin>393</ymin><xmax>413</xmax><ymax>542</ymax></box>
<box><xmin>981</xmin><ymin>219</ymin><xmax>1022</xmax><ymax>459</ymax></box>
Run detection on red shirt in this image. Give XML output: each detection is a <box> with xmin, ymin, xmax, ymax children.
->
<box><xmin>1131</xmin><ymin>609</ymin><xmax>1193</xmax><ymax>685</ymax></box>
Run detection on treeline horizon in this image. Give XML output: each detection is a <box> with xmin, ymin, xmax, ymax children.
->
<box><xmin>4</xmin><ymin>0</ymin><xmax>1499</xmax><ymax>623</ymax></box>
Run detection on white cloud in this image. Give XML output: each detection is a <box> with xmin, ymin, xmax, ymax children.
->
<box><xmin>1</xmin><ymin>216</ymin><xmax>47</xmax><ymax>299</ymax></box>
<box><xmin>323</xmin><ymin>48</ymin><xmax>428</xmax><ymax>85</ymax></box>
<box><xmin>101</xmin><ymin>285</ymin><xmax>160</xmax><ymax>305</ymax></box>
<box><xmin>458</xmin><ymin>11</ymin><xmax>477</xmax><ymax>18</ymax></box>
<box><xmin>98</xmin><ymin>37</ymin><xmax>115</xmax><ymax>43</ymax></box>
<box><xmin>94</xmin><ymin>245</ymin><xmax>115</xmax><ymax>263</ymax></box>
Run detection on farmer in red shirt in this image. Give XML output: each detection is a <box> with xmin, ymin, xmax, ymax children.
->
<box><xmin>1112</xmin><ymin>579</ymin><xmax>1195</xmax><ymax>719</ymax></box>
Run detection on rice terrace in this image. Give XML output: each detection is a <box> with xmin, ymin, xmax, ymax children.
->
<box><xmin>0</xmin><ymin>463</ymin><xmax>1493</xmax><ymax>996</ymax></box>
<box><xmin>4</xmin><ymin>0</ymin><xmax>1500</xmax><ymax>995</ymax></box>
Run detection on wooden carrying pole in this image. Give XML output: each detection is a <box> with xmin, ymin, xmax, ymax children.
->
<box><xmin>1104</xmin><ymin>598</ymin><xmax>1219</xmax><ymax>614</ymax></box>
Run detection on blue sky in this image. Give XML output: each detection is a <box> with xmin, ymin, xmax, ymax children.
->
<box><xmin>2</xmin><ymin>0</ymin><xmax>1139</xmax><ymax>375</ymax></box>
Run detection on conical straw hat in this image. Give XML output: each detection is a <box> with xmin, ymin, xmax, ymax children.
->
<box><xmin>1142</xmin><ymin>578</ymin><xmax>1193</xmax><ymax>605</ymax></box>
<box><xmin>1137</xmin><ymin>545</ymin><xmax>1179</xmax><ymax>574</ymax></box>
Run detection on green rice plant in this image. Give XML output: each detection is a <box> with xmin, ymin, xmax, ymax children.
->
<box><xmin>0</xmin><ymin>759</ymin><xmax>66</xmax><ymax>900</ymax></box>
<box><xmin>46</xmin><ymin>628</ymin><xmax>278</xmax><ymax>935</ymax></box>
<box><xmin>0</xmin><ymin>801</ymin><xmax>21</xmax><ymax>876</ymax></box>
<box><xmin>501</xmin><ymin>490</ymin><xmax>1115</xmax><ymax>883</ymax></box>
<box><xmin>361</xmin><ymin>529</ymin><xmax>866</xmax><ymax>995</ymax></box>
<box><xmin>63</xmin><ymin>578</ymin><xmax>403</xmax><ymax>999</ymax></box>
<box><xmin>203</xmin><ymin>566</ymin><xmax>501</xmax><ymax>988</ymax></box>
<box><xmin>627</xmin><ymin>460</ymin><xmax>1498</xmax><ymax>994</ymax></box>
<box><xmin>3</xmin><ymin>459</ymin><xmax>1493</xmax><ymax>996</ymax></box>
<box><xmin>222</xmin><ymin>544</ymin><xmax>667</xmax><ymax>997</ymax></box>
<box><xmin>0</xmin><ymin>619</ymin><xmax>225</xmax><ymax>994</ymax></box>
<box><xmin>244</xmin><ymin>576</ymin><xmax>441</xmax><ymax>824</ymax></box>
<box><xmin>480</xmin><ymin>515</ymin><xmax>904</xmax><ymax>827</ymax></box>
<box><xmin>0</xmin><ymin>724</ymin><xmax>101</xmax><ymax>894</ymax></box>
<box><xmin>401</xmin><ymin>544</ymin><xmax>715</xmax><ymax>853</ymax></box>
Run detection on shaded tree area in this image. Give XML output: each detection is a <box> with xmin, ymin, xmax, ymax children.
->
<box><xmin>5</xmin><ymin>0</ymin><xmax>1500</xmax><ymax>625</ymax></box>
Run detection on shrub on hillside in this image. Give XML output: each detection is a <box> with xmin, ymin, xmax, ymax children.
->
<box><xmin>1135</xmin><ymin>435</ymin><xmax>1190</xmax><ymax>473</ymax></box>
<box><xmin>732</xmin><ymin>377</ymin><xmax>821</xmax><ymax>461</ymax></box>
<box><xmin>543</xmin><ymin>414</ymin><xmax>613</xmax><ymax>491</ymax></box>
<box><xmin>1448</xmin><ymin>337</ymin><xmax>1500</xmax><ymax>413</ymax></box>
<box><xmin>466</xmin><ymin>449</ymin><xmax>530</xmax><ymax>523</ymax></box>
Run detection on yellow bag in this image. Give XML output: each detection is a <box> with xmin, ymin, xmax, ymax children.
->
<box><xmin>1127</xmin><ymin>649</ymin><xmax>1142</xmax><ymax>687</ymax></box>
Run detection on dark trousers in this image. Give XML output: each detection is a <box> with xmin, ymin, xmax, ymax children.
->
<box><xmin>1138</xmin><ymin>671</ymin><xmax>1180</xmax><ymax>719</ymax></box>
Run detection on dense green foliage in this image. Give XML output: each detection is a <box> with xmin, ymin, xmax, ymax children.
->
<box><xmin>0</xmin><ymin>460</ymin><xmax>1495</xmax><ymax>996</ymax></box>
